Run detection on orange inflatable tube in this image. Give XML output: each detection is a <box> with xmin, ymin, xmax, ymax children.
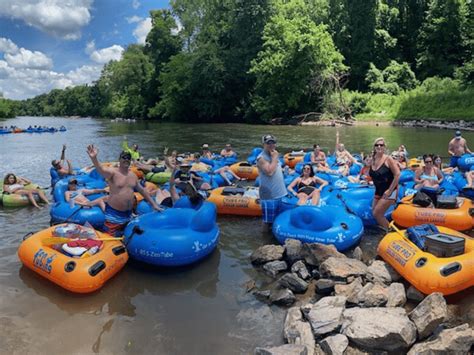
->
<box><xmin>392</xmin><ymin>195</ymin><xmax>474</xmax><ymax>231</ymax></box>
<box><xmin>229</xmin><ymin>162</ymin><xmax>259</xmax><ymax>180</ymax></box>
<box><xmin>18</xmin><ymin>225</ymin><xmax>128</xmax><ymax>293</ymax></box>
<box><xmin>207</xmin><ymin>187</ymin><xmax>261</xmax><ymax>216</ymax></box>
<box><xmin>378</xmin><ymin>225</ymin><xmax>474</xmax><ymax>295</ymax></box>
<box><xmin>284</xmin><ymin>152</ymin><xmax>305</xmax><ymax>168</ymax></box>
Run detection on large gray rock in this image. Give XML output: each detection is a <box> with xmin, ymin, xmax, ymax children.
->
<box><xmin>279</xmin><ymin>273</ymin><xmax>309</xmax><ymax>294</ymax></box>
<box><xmin>341</xmin><ymin>307</ymin><xmax>417</xmax><ymax>351</ymax></box>
<box><xmin>251</xmin><ymin>245</ymin><xmax>285</xmax><ymax>265</ymax></box>
<box><xmin>386</xmin><ymin>283</ymin><xmax>406</xmax><ymax>307</ymax></box>
<box><xmin>319</xmin><ymin>257</ymin><xmax>368</xmax><ymax>280</ymax></box>
<box><xmin>351</xmin><ymin>247</ymin><xmax>363</xmax><ymax>261</ymax></box>
<box><xmin>366</xmin><ymin>260</ymin><xmax>400</xmax><ymax>284</ymax></box>
<box><xmin>306</xmin><ymin>296</ymin><xmax>346</xmax><ymax>336</ymax></box>
<box><xmin>408</xmin><ymin>292</ymin><xmax>447</xmax><ymax>339</ymax></box>
<box><xmin>303</xmin><ymin>243</ymin><xmax>345</xmax><ymax>267</ymax></box>
<box><xmin>408</xmin><ymin>323</ymin><xmax>474</xmax><ymax>355</ymax></box>
<box><xmin>315</xmin><ymin>279</ymin><xmax>335</xmax><ymax>296</ymax></box>
<box><xmin>285</xmin><ymin>239</ymin><xmax>304</xmax><ymax>264</ymax></box>
<box><xmin>263</xmin><ymin>260</ymin><xmax>288</xmax><ymax>278</ymax></box>
<box><xmin>269</xmin><ymin>288</ymin><xmax>296</xmax><ymax>306</ymax></box>
<box><xmin>291</xmin><ymin>260</ymin><xmax>311</xmax><ymax>280</ymax></box>
<box><xmin>406</xmin><ymin>285</ymin><xmax>425</xmax><ymax>302</ymax></box>
<box><xmin>255</xmin><ymin>344</ymin><xmax>308</xmax><ymax>355</ymax></box>
<box><xmin>334</xmin><ymin>278</ymin><xmax>363</xmax><ymax>304</ymax></box>
<box><xmin>284</xmin><ymin>307</ymin><xmax>315</xmax><ymax>355</ymax></box>
<box><xmin>356</xmin><ymin>283</ymin><xmax>388</xmax><ymax>307</ymax></box>
<box><xmin>319</xmin><ymin>334</ymin><xmax>349</xmax><ymax>355</ymax></box>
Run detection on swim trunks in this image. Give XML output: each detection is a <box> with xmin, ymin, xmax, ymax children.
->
<box><xmin>103</xmin><ymin>203</ymin><xmax>132</xmax><ymax>237</ymax></box>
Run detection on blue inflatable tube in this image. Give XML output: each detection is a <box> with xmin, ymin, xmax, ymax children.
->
<box><xmin>50</xmin><ymin>179</ymin><xmax>105</xmax><ymax>228</ymax></box>
<box><xmin>124</xmin><ymin>202</ymin><xmax>220</xmax><ymax>266</ymax></box>
<box><xmin>247</xmin><ymin>147</ymin><xmax>263</xmax><ymax>165</ymax></box>
<box><xmin>272</xmin><ymin>206</ymin><xmax>364</xmax><ymax>251</ymax></box>
<box><xmin>399</xmin><ymin>169</ymin><xmax>415</xmax><ymax>183</ymax></box>
<box><xmin>457</xmin><ymin>154</ymin><xmax>474</xmax><ymax>171</ymax></box>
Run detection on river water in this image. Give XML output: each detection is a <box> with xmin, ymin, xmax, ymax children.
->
<box><xmin>0</xmin><ymin>116</ymin><xmax>473</xmax><ymax>354</ymax></box>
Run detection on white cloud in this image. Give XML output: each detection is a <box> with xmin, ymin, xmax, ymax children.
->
<box><xmin>5</xmin><ymin>48</ymin><xmax>53</xmax><ymax>69</ymax></box>
<box><xmin>126</xmin><ymin>15</ymin><xmax>142</xmax><ymax>24</ymax></box>
<box><xmin>0</xmin><ymin>37</ymin><xmax>19</xmax><ymax>54</ymax></box>
<box><xmin>0</xmin><ymin>0</ymin><xmax>93</xmax><ymax>40</ymax></box>
<box><xmin>132</xmin><ymin>0</ymin><xmax>140</xmax><ymax>9</ymax></box>
<box><xmin>85</xmin><ymin>40</ymin><xmax>95</xmax><ymax>55</ymax></box>
<box><xmin>0</xmin><ymin>37</ymin><xmax>102</xmax><ymax>99</ymax></box>
<box><xmin>89</xmin><ymin>44</ymin><xmax>124</xmax><ymax>64</ymax></box>
<box><xmin>133</xmin><ymin>17</ymin><xmax>152</xmax><ymax>44</ymax></box>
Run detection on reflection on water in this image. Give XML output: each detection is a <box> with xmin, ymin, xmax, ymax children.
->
<box><xmin>0</xmin><ymin>116</ymin><xmax>473</xmax><ymax>353</ymax></box>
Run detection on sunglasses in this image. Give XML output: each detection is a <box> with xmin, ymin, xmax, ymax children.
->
<box><xmin>303</xmin><ymin>167</ymin><xmax>311</xmax><ymax>170</ymax></box>
<box><xmin>425</xmin><ymin>160</ymin><xmax>433</xmax><ymax>163</ymax></box>
<box><xmin>374</xmin><ymin>144</ymin><xmax>385</xmax><ymax>147</ymax></box>
<box><xmin>120</xmin><ymin>156</ymin><xmax>132</xmax><ymax>161</ymax></box>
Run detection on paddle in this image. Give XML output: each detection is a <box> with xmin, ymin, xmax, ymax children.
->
<box><xmin>389</xmin><ymin>221</ymin><xmax>408</xmax><ymax>241</ymax></box>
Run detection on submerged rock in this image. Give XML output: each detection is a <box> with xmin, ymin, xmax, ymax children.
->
<box><xmin>306</xmin><ymin>296</ymin><xmax>347</xmax><ymax>336</ymax></box>
<box><xmin>319</xmin><ymin>257</ymin><xmax>368</xmax><ymax>280</ymax></box>
<box><xmin>341</xmin><ymin>307</ymin><xmax>417</xmax><ymax>351</ymax></box>
<box><xmin>251</xmin><ymin>245</ymin><xmax>285</xmax><ymax>265</ymax></box>
<box><xmin>407</xmin><ymin>323</ymin><xmax>474</xmax><ymax>355</ymax></box>
<box><xmin>263</xmin><ymin>260</ymin><xmax>288</xmax><ymax>278</ymax></box>
<box><xmin>303</xmin><ymin>243</ymin><xmax>345</xmax><ymax>267</ymax></box>
<box><xmin>408</xmin><ymin>292</ymin><xmax>447</xmax><ymax>339</ymax></box>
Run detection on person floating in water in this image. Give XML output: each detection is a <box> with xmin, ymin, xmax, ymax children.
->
<box><xmin>448</xmin><ymin>130</ymin><xmax>471</xmax><ymax>168</ymax></box>
<box><xmin>87</xmin><ymin>145</ymin><xmax>161</xmax><ymax>237</ymax></box>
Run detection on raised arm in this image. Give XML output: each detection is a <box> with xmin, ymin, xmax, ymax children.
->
<box><xmin>257</xmin><ymin>150</ymin><xmax>280</xmax><ymax>176</ymax></box>
<box><xmin>87</xmin><ymin>145</ymin><xmax>114</xmax><ymax>180</ymax></box>
<box><xmin>60</xmin><ymin>144</ymin><xmax>66</xmax><ymax>162</ymax></box>
<box><xmin>169</xmin><ymin>167</ymin><xmax>180</xmax><ymax>202</ymax></box>
<box><xmin>135</xmin><ymin>181</ymin><xmax>162</xmax><ymax>211</ymax></box>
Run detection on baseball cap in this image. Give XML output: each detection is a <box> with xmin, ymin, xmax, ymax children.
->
<box><xmin>119</xmin><ymin>151</ymin><xmax>132</xmax><ymax>160</ymax></box>
<box><xmin>68</xmin><ymin>178</ymin><xmax>78</xmax><ymax>185</ymax></box>
<box><xmin>262</xmin><ymin>134</ymin><xmax>277</xmax><ymax>144</ymax></box>
<box><xmin>202</xmin><ymin>144</ymin><xmax>209</xmax><ymax>149</ymax></box>
<box><xmin>455</xmin><ymin>130</ymin><xmax>462</xmax><ymax>137</ymax></box>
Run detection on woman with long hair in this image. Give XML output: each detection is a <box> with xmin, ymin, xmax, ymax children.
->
<box><xmin>3</xmin><ymin>173</ymin><xmax>49</xmax><ymax>208</ymax></box>
<box><xmin>369</xmin><ymin>138</ymin><xmax>400</xmax><ymax>230</ymax></box>
<box><xmin>287</xmin><ymin>164</ymin><xmax>328</xmax><ymax>205</ymax></box>
<box><xmin>414</xmin><ymin>154</ymin><xmax>443</xmax><ymax>190</ymax></box>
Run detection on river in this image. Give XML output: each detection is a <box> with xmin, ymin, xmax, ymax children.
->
<box><xmin>0</xmin><ymin>116</ymin><xmax>473</xmax><ymax>354</ymax></box>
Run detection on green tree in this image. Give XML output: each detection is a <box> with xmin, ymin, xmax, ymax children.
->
<box><xmin>417</xmin><ymin>0</ymin><xmax>467</xmax><ymax>79</ymax></box>
<box><xmin>249</xmin><ymin>0</ymin><xmax>345</xmax><ymax>120</ymax></box>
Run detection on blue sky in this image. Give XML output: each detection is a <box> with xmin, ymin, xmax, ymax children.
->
<box><xmin>0</xmin><ymin>0</ymin><xmax>169</xmax><ymax>100</ymax></box>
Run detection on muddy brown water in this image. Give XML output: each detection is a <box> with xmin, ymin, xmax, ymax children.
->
<box><xmin>0</xmin><ymin>117</ymin><xmax>473</xmax><ymax>353</ymax></box>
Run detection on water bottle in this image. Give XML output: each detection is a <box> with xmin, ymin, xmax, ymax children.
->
<box><xmin>69</xmin><ymin>197</ymin><xmax>75</xmax><ymax>209</ymax></box>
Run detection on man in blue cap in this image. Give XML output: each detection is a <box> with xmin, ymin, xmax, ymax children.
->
<box><xmin>256</xmin><ymin>134</ymin><xmax>287</xmax><ymax>229</ymax></box>
<box><xmin>448</xmin><ymin>130</ymin><xmax>471</xmax><ymax>168</ymax></box>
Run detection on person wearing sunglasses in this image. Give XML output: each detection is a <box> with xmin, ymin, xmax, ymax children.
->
<box><xmin>287</xmin><ymin>164</ymin><xmax>328</xmax><ymax>205</ymax></box>
<box><xmin>414</xmin><ymin>154</ymin><xmax>443</xmax><ymax>190</ymax></box>
<box><xmin>87</xmin><ymin>145</ymin><xmax>162</xmax><ymax>237</ymax></box>
<box><xmin>51</xmin><ymin>144</ymin><xmax>74</xmax><ymax>185</ymax></box>
<box><xmin>369</xmin><ymin>137</ymin><xmax>400</xmax><ymax>230</ymax></box>
<box><xmin>310</xmin><ymin>144</ymin><xmax>329</xmax><ymax>171</ymax></box>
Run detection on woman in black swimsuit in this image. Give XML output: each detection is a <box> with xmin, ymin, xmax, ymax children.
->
<box><xmin>369</xmin><ymin>137</ymin><xmax>400</xmax><ymax>230</ymax></box>
<box><xmin>287</xmin><ymin>164</ymin><xmax>328</xmax><ymax>205</ymax></box>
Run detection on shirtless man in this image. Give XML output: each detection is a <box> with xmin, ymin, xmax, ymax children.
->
<box><xmin>87</xmin><ymin>145</ymin><xmax>161</xmax><ymax>237</ymax></box>
<box><xmin>448</xmin><ymin>130</ymin><xmax>471</xmax><ymax>168</ymax></box>
<box><xmin>51</xmin><ymin>145</ymin><xmax>74</xmax><ymax>181</ymax></box>
<box><xmin>220</xmin><ymin>144</ymin><xmax>236</xmax><ymax>158</ymax></box>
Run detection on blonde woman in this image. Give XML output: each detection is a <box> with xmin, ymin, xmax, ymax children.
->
<box><xmin>369</xmin><ymin>138</ymin><xmax>400</xmax><ymax>230</ymax></box>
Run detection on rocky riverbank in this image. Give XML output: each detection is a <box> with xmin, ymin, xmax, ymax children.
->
<box><xmin>249</xmin><ymin>240</ymin><xmax>474</xmax><ymax>354</ymax></box>
<box><xmin>393</xmin><ymin>120</ymin><xmax>474</xmax><ymax>131</ymax></box>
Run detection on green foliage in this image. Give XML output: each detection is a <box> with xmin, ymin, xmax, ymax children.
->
<box><xmin>455</xmin><ymin>60</ymin><xmax>474</xmax><ymax>87</ymax></box>
<box><xmin>249</xmin><ymin>0</ymin><xmax>345</xmax><ymax>120</ymax></box>
<box><xmin>417</xmin><ymin>0</ymin><xmax>467</xmax><ymax>79</ymax></box>
<box><xmin>366</xmin><ymin>60</ymin><xmax>418</xmax><ymax>94</ymax></box>
<box><xmin>0</xmin><ymin>98</ymin><xmax>18</xmax><ymax>118</ymax></box>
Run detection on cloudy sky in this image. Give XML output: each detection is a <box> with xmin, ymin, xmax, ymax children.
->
<box><xmin>0</xmin><ymin>0</ymin><xmax>169</xmax><ymax>100</ymax></box>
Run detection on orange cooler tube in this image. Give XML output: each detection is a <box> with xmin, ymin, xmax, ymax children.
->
<box><xmin>207</xmin><ymin>187</ymin><xmax>261</xmax><ymax>216</ymax></box>
<box><xmin>284</xmin><ymin>152</ymin><xmax>305</xmax><ymax>168</ymax></box>
<box><xmin>392</xmin><ymin>196</ymin><xmax>474</xmax><ymax>231</ymax></box>
<box><xmin>229</xmin><ymin>162</ymin><xmax>259</xmax><ymax>180</ymax></box>
<box><xmin>18</xmin><ymin>226</ymin><xmax>128</xmax><ymax>293</ymax></box>
<box><xmin>378</xmin><ymin>226</ymin><xmax>474</xmax><ymax>295</ymax></box>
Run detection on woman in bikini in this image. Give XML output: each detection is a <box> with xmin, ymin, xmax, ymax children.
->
<box><xmin>287</xmin><ymin>164</ymin><xmax>328</xmax><ymax>205</ymax></box>
<box><xmin>369</xmin><ymin>138</ymin><xmax>400</xmax><ymax>230</ymax></box>
<box><xmin>3</xmin><ymin>173</ymin><xmax>49</xmax><ymax>208</ymax></box>
<box><xmin>414</xmin><ymin>154</ymin><xmax>443</xmax><ymax>190</ymax></box>
<box><xmin>64</xmin><ymin>178</ymin><xmax>107</xmax><ymax>211</ymax></box>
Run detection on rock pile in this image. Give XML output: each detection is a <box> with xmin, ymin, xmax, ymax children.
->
<box><xmin>393</xmin><ymin>120</ymin><xmax>474</xmax><ymax>131</ymax></box>
<box><xmin>251</xmin><ymin>240</ymin><xmax>474</xmax><ymax>354</ymax></box>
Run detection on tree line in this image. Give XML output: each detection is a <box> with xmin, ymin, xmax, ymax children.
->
<box><xmin>4</xmin><ymin>0</ymin><xmax>473</xmax><ymax>122</ymax></box>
